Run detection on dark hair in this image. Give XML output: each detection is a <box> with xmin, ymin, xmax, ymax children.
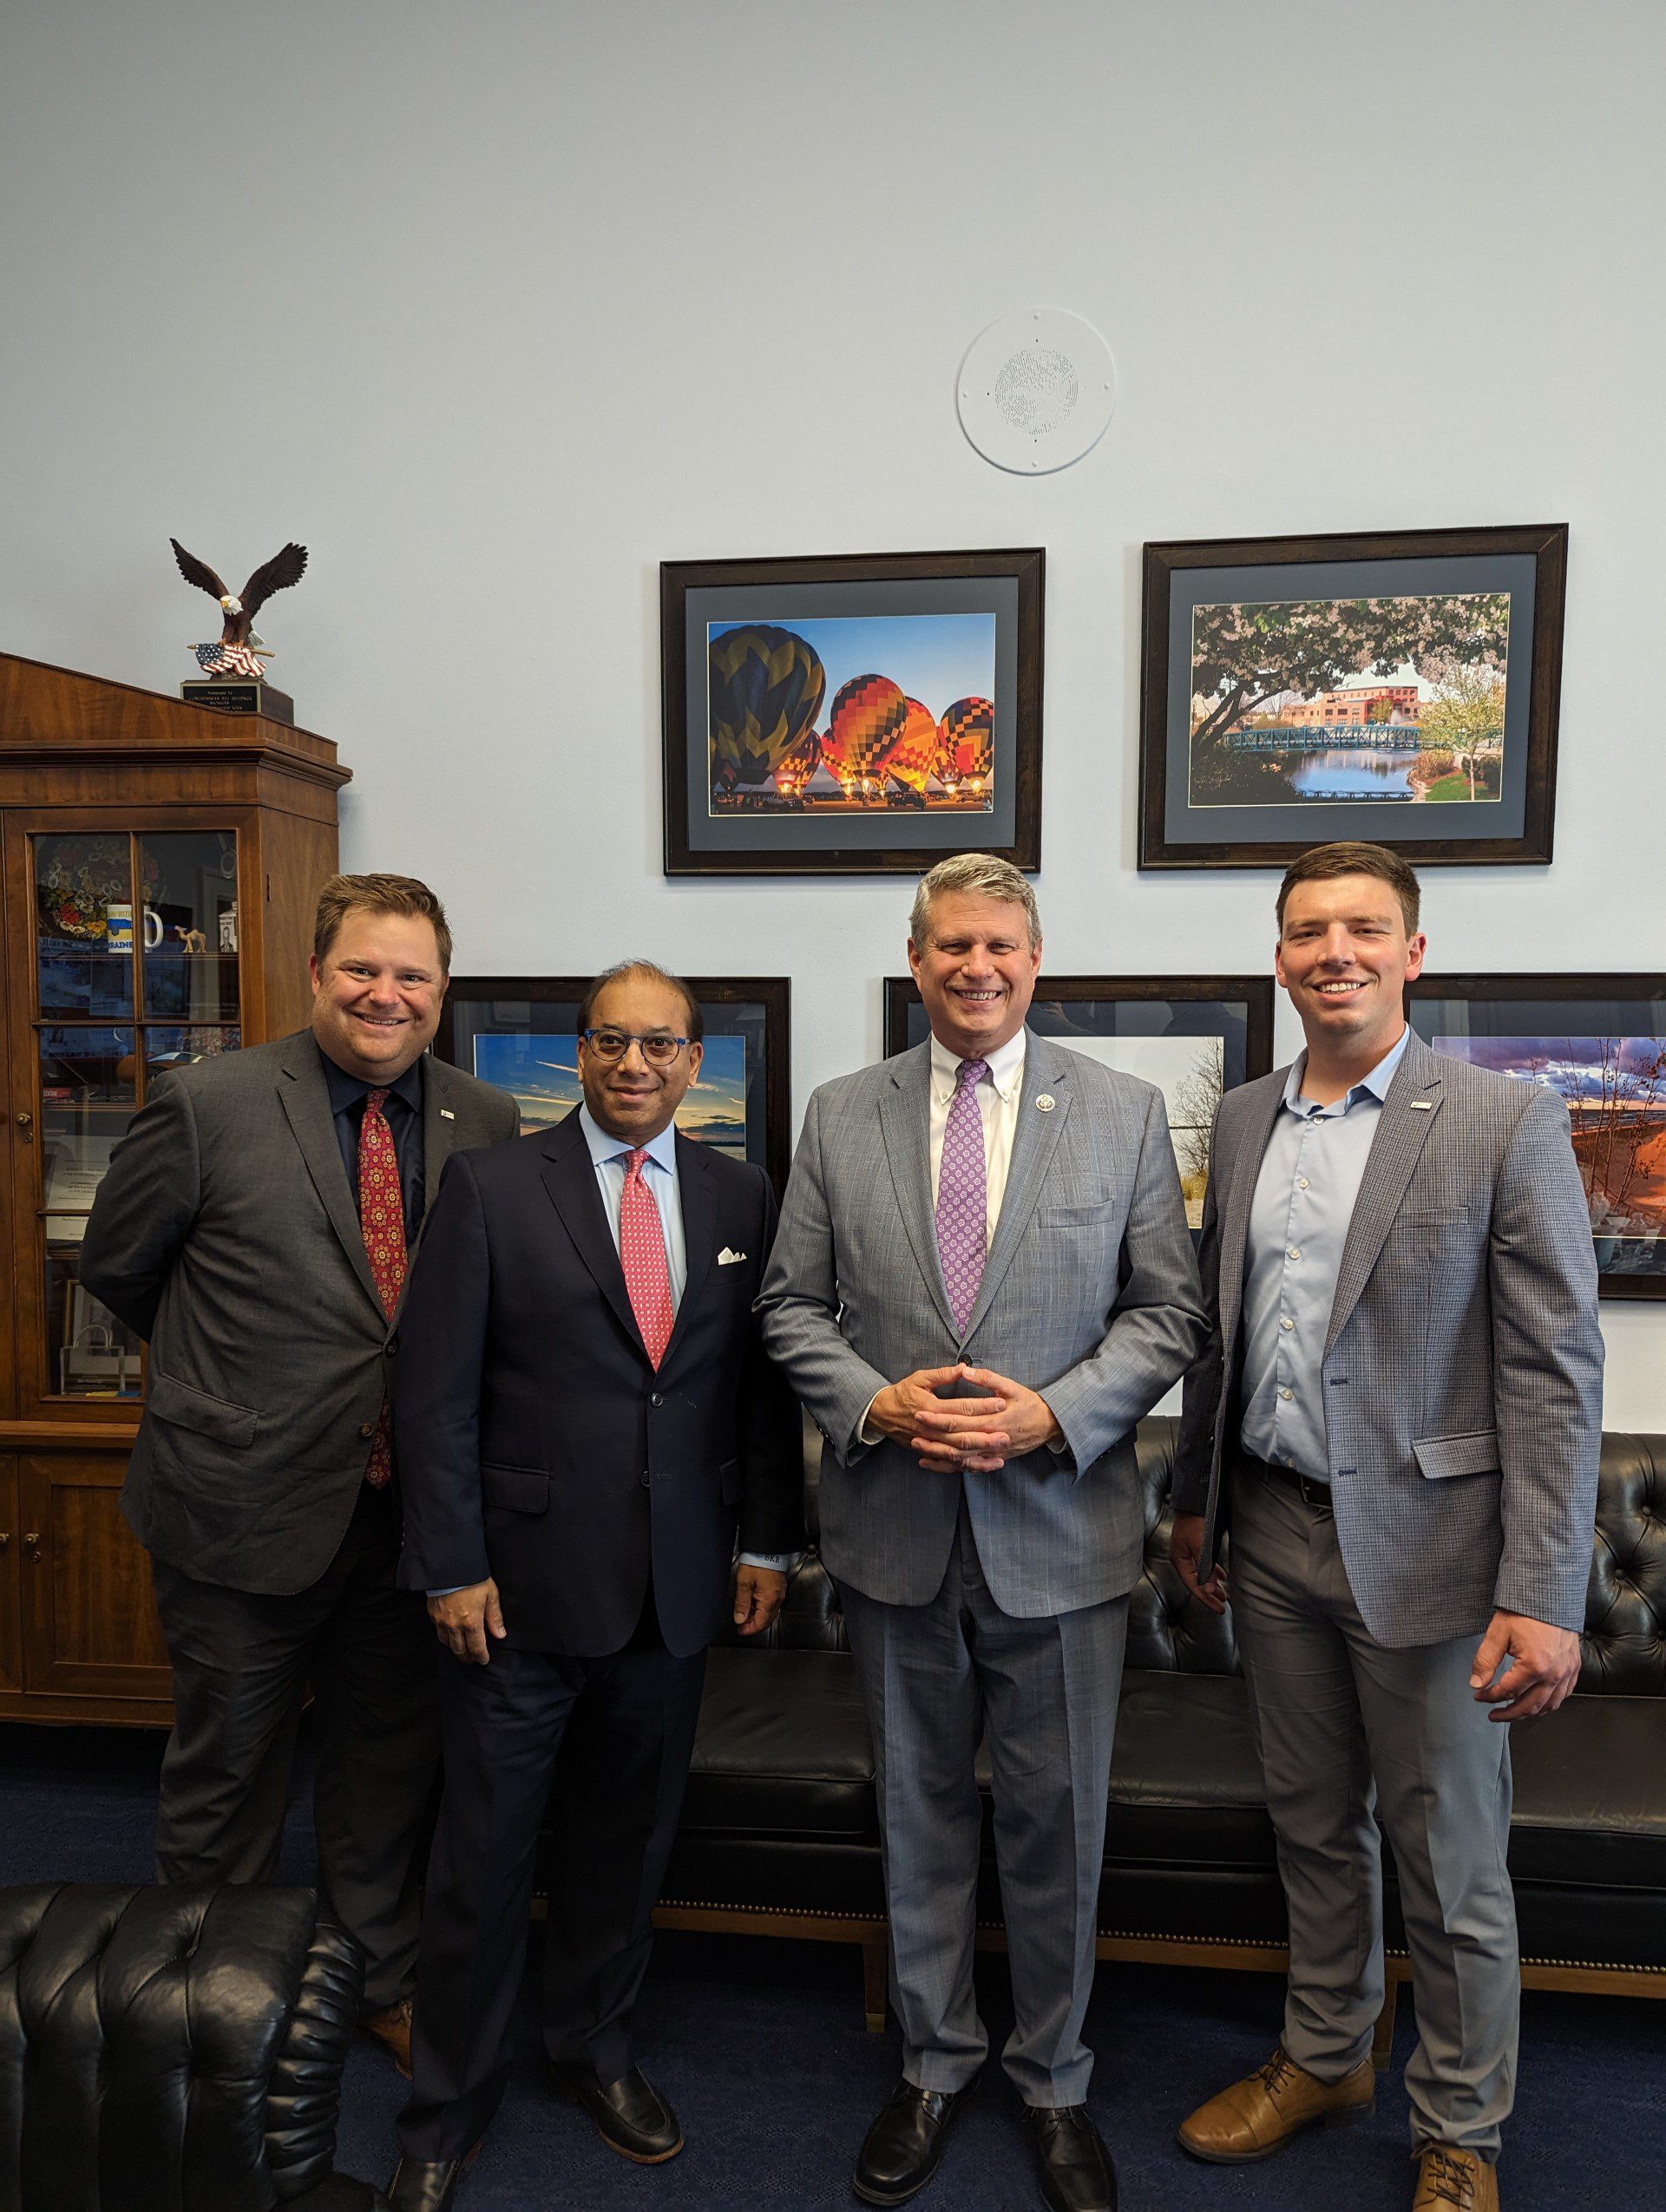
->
<box><xmin>312</xmin><ymin>872</ymin><xmax>452</xmax><ymax>972</ymax></box>
<box><xmin>576</xmin><ymin>960</ymin><xmax>704</xmax><ymax>1043</ymax></box>
<box><xmin>1276</xmin><ymin>841</ymin><xmax>1421</xmax><ymax>936</ymax></box>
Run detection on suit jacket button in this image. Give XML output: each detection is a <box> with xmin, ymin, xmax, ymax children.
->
<box><xmin>357</xmin><ymin>1422</ymin><xmax>376</xmax><ymax>1439</ymax></box>
<box><xmin>385</xmin><ymin>1332</ymin><xmax>400</xmax><ymax>1355</ymax></box>
<box><xmin>640</xmin><ymin>1469</ymin><xmax>652</xmax><ymax>1487</ymax></box>
<box><xmin>650</xmin><ymin>1391</ymin><xmax>664</xmax><ymax>1408</ymax></box>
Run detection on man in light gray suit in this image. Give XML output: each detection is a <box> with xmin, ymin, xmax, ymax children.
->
<box><xmin>1170</xmin><ymin>842</ymin><xmax>1602</xmax><ymax>2212</ymax></box>
<box><xmin>81</xmin><ymin>872</ymin><xmax>518</xmax><ymax>2076</ymax></box>
<box><xmin>759</xmin><ymin>854</ymin><xmax>1205</xmax><ymax>2212</ymax></box>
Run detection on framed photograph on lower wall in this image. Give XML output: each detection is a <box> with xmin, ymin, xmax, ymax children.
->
<box><xmin>882</xmin><ymin>974</ymin><xmax>1275</xmax><ymax>1233</ymax></box>
<box><xmin>1405</xmin><ymin>973</ymin><xmax>1666</xmax><ymax>1300</ymax></box>
<box><xmin>1138</xmin><ymin>523</ymin><xmax>1567</xmax><ymax>870</ymax></box>
<box><xmin>436</xmin><ymin>977</ymin><xmax>791</xmax><ymax>1195</ymax></box>
<box><xmin>663</xmin><ymin>547</ymin><xmax>1043</xmax><ymax>874</ymax></box>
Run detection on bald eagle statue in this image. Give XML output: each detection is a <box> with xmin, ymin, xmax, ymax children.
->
<box><xmin>171</xmin><ymin>537</ymin><xmax>308</xmax><ymax>680</ymax></box>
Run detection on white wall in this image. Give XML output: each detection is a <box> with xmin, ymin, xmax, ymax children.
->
<box><xmin>3</xmin><ymin>0</ymin><xmax>1663</xmax><ymax>1421</ymax></box>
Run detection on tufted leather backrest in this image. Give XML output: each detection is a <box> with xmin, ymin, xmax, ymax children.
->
<box><xmin>0</xmin><ymin>1882</ymin><xmax>373</xmax><ymax>2211</ymax></box>
<box><xmin>1579</xmin><ymin>1433</ymin><xmax>1666</xmax><ymax>1695</ymax></box>
<box><xmin>726</xmin><ymin>1417</ymin><xmax>1666</xmax><ymax>1694</ymax></box>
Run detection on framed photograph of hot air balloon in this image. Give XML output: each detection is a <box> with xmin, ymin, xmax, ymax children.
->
<box><xmin>661</xmin><ymin>548</ymin><xmax>1044</xmax><ymax>874</ymax></box>
<box><xmin>435</xmin><ymin>976</ymin><xmax>792</xmax><ymax>1194</ymax></box>
<box><xmin>1137</xmin><ymin>524</ymin><xmax>1567</xmax><ymax>870</ymax></box>
<box><xmin>883</xmin><ymin>972</ymin><xmax>1276</xmax><ymax>1234</ymax></box>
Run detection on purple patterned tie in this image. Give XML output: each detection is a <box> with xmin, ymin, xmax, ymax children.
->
<box><xmin>936</xmin><ymin>1057</ymin><xmax>989</xmax><ymax>1332</ymax></box>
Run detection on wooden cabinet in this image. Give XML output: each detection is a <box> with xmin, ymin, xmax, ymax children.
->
<box><xmin>0</xmin><ymin>651</ymin><xmax>349</xmax><ymax>1724</ymax></box>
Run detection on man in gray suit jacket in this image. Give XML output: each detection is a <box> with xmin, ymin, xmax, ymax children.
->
<box><xmin>80</xmin><ymin>872</ymin><xmax>518</xmax><ymax>2072</ymax></box>
<box><xmin>759</xmin><ymin>855</ymin><xmax>1205</xmax><ymax>2212</ymax></box>
<box><xmin>1170</xmin><ymin>842</ymin><xmax>1602</xmax><ymax>2212</ymax></box>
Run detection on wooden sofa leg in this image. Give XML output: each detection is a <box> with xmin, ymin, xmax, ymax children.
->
<box><xmin>862</xmin><ymin>1933</ymin><xmax>888</xmax><ymax>2033</ymax></box>
<box><xmin>1372</xmin><ymin>1979</ymin><xmax>1399</xmax><ymax>2072</ymax></box>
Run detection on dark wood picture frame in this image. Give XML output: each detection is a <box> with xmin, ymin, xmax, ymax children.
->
<box><xmin>1138</xmin><ymin>523</ymin><xmax>1567</xmax><ymax>870</ymax></box>
<box><xmin>662</xmin><ymin>547</ymin><xmax>1044</xmax><ymax>875</ymax></box>
<box><xmin>436</xmin><ymin>975</ymin><xmax>792</xmax><ymax>1195</ymax></box>
<box><xmin>882</xmin><ymin>972</ymin><xmax>1276</xmax><ymax>1235</ymax></box>
<box><xmin>1405</xmin><ymin>972</ymin><xmax>1666</xmax><ymax>1301</ymax></box>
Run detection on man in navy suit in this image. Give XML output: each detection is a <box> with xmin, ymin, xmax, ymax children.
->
<box><xmin>385</xmin><ymin>960</ymin><xmax>802</xmax><ymax>2212</ymax></box>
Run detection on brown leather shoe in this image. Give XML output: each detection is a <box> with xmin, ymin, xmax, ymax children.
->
<box><xmin>363</xmin><ymin>1996</ymin><xmax>415</xmax><ymax>2078</ymax></box>
<box><xmin>1177</xmin><ymin>2046</ymin><xmax>1374</xmax><ymax>2163</ymax></box>
<box><xmin>1412</xmin><ymin>2144</ymin><xmax>1499</xmax><ymax>2209</ymax></box>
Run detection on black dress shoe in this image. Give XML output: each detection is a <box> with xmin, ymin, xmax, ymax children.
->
<box><xmin>551</xmin><ymin>2061</ymin><xmax>684</xmax><ymax>2163</ymax></box>
<box><xmin>853</xmin><ymin>2075</ymin><xmax>979</xmax><ymax>2206</ymax></box>
<box><xmin>385</xmin><ymin>2141</ymin><xmax>481</xmax><ymax>2211</ymax></box>
<box><xmin>1021</xmin><ymin>2104</ymin><xmax>1118</xmax><ymax>2212</ymax></box>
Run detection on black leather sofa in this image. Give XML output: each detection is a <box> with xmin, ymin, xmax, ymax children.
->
<box><xmin>640</xmin><ymin>1417</ymin><xmax>1666</xmax><ymax>2050</ymax></box>
<box><xmin>0</xmin><ymin>1882</ymin><xmax>388</xmax><ymax>2212</ymax></box>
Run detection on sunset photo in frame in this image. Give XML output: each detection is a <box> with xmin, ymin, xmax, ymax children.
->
<box><xmin>1138</xmin><ymin>524</ymin><xmax>1566</xmax><ymax>869</ymax></box>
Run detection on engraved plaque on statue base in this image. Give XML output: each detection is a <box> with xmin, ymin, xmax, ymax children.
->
<box><xmin>180</xmin><ymin>677</ymin><xmax>295</xmax><ymax>724</ymax></box>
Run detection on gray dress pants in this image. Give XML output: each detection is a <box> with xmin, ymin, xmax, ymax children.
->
<box><xmin>838</xmin><ymin>1500</ymin><xmax>1128</xmax><ymax>2107</ymax></box>
<box><xmin>1230</xmin><ymin>1464</ymin><xmax>1517</xmax><ymax>2159</ymax></box>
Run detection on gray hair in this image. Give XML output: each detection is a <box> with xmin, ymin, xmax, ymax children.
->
<box><xmin>908</xmin><ymin>854</ymin><xmax>1041</xmax><ymax>949</ymax></box>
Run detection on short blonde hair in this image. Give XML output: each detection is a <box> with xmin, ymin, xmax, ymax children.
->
<box><xmin>312</xmin><ymin>873</ymin><xmax>453</xmax><ymax>972</ymax></box>
<box><xmin>909</xmin><ymin>854</ymin><xmax>1041</xmax><ymax>949</ymax></box>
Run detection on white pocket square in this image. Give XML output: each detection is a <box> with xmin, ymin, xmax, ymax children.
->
<box><xmin>718</xmin><ymin>1246</ymin><xmax>748</xmax><ymax>1265</ymax></box>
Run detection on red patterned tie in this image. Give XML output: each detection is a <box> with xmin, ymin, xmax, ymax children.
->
<box><xmin>619</xmin><ymin>1148</ymin><xmax>675</xmax><ymax>1369</ymax></box>
<box><xmin>357</xmin><ymin>1088</ymin><xmax>408</xmax><ymax>1487</ymax></box>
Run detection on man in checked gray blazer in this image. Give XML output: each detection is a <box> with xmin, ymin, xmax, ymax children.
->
<box><xmin>759</xmin><ymin>854</ymin><xmax>1205</xmax><ymax>2212</ymax></box>
<box><xmin>81</xmin><ymin>873</ymin><xmax>518</xmax><ymax>2076</ymax></box>
<box><xmin>1170</xmin><ymin>842</ymin><xmax>1602</xmax><ymax>2212</ymax></box>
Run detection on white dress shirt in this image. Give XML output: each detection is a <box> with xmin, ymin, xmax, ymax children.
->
<box><xmin>927</xmin><ymin>1028</ymin><xmax>1028</xmax><ymax>1249</ymax></box>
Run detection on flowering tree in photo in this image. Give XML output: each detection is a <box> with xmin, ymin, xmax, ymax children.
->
<box><xmin>1187</xmin><ymin>592</ymin><xmax>1511</xmax><ymax>802</ymax></box>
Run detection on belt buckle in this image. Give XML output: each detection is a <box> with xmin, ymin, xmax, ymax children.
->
<box><xmin>1296</xmin><ymin>1471</ymin><xmax>1332</xmax><ymax>1513</ymax></box>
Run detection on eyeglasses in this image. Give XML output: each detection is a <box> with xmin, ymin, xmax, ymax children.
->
<box><xmin>580</xmin><ymin>1028</ymin><xmax>693</xmax><ymax>1066</ymax></box>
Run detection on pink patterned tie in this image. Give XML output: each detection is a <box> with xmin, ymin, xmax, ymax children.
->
<box><xmin>936</xmin><ymin>1057</ymin><xmax>989</xmax><ymax>1333</ymax></box>
<box><xmin>357</xmin><ymin>1089</ymin><xmax>407</xmax><ymax>1488</ymax></box>
<box><xmin>620</xmin><ymin>1148</ymin><xmax>676</xmax><ymax>1369</ymax></box>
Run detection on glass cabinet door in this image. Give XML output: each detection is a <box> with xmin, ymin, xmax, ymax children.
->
<box><xmin>28</xmin><ymin>830</ymin><xmax>242</xmax><ymax>1404</ymax></box>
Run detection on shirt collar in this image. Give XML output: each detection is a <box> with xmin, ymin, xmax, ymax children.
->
<box><xmin>1283</xmin><ymin>1024</ymin><xmax>1412</xmax><ymax>1119</ymax></box>
<box><xmin>928</xmin><ymin>1025</ymin><xmax>1027</xmax><ymax>1104</ymax></box>
<box><xmin>318</xmin><ymin>1042</ymin><xmax>424</xmax><ymax>1118</ymax></box>
<box><xmin>578</xmin><ymin>1103</ymin><xmax>679</xmax><ymax>1175</ymax></box>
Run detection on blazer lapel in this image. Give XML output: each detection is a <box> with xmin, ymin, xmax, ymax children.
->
<box><xmin>960</xmin><ymin>1030</ymin><xmax>1071</xmax><ymax>1341</ymax></box>
<box><xmin>1323</xmin><ymin>1038</ymin><xmax>1446</xmax><ymax>1356</ymax></box>
<box><xmin>538</xmin><ymin>1110</ymin><xmax>647</xmax><ymax>1357</ymax></box>
<box><xmin>877</xmin><ymin>1043</ymin><xmax>959</xmax><ymax>1340</ymax></box>
<box><xmin>418</xmin><ymin>1053</ymin><xmax>461</xmax><ymax>1227</ymax></box>
<box><xmin>1217</xmin><ymin>1075</ymin><xmax>1286</xmax><ymax>1356</ymax></box>
<box><xmin>275</xmin><ymin>1036</ymin><xmax>384</xmax><ymax>1318</ymax></box>
<box><xmin>660</xmin><ymin>1134</ymin><xmax>718</xmax><ymax>1368</ymax></box>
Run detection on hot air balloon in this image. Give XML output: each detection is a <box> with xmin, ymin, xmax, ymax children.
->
<box><xmin>936</xmin><ymin>696</ymin><xmax>995</xmax><ymax>798</ymax></box>
<box><xmin>822</xmin><ymin>674</ymin><xmax>910</xmax><ymax>802</ymax></box>
<box><xmin>708</xmin><ymin>625</ymin><xmax>826</xmax><ymax>802</ymax></box>
<box><xmin>774</xmin><ymin>728</ymin><xmax>821</xmax><ymax>802</ymax></box>
<box><xmin>881</xmin><ymin>697</ymin><xmax>939</xmax><ymax>805</ymax></box>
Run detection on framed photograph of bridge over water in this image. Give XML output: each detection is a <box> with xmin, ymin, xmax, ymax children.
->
<box><xmin>1405</xmin><ymin>973</ymin><xmax>1666</xmax><ymax>1299</ymax></box>
<box><xmin>1137</xmin><ymin>523</ymin><xmax>1567</xmax><ymax>869</ymax></box>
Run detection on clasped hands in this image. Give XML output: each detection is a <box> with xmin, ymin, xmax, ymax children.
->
<box><xmin>430</xmin><ymin>1564</ymin><xmax>789</xmax><ymax>1665</ymax></box>
<box><xmin>869</xmin><ymin>1362</ymin><xmax>1062</xmax><ymax>1473</ymax></box>
<box><xmin>1170</xmin><ymin>1510</ymin><xmax>1581</xmax><ymax>1722</ymax></box>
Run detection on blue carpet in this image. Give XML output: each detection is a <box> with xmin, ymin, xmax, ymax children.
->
<box><xmin>0</xmin><ymin>1722</ymin><xmax>1657</xmax><ymax>2210</ymax></box>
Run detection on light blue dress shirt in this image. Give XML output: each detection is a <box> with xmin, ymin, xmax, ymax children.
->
<box><xmin>1239</xmin><ymin>1028</ymin><xmax>1412</xmax><ymax>1482</ymax></box>
<box><xmin>431</xmin><ymin>1109</ymin><xmax>790</xmax><ymax>1591</ymax></box>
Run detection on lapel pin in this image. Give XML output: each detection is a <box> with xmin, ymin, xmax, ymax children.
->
<box><xmin>439</xmin><ymin>1108</ymin><xmax>456</xmax><ymax>1121</ymax></box>
<box><xmin>1035</xmin><ymin>1094</ymin><xmax>1055</xmax><ymax>1112</ymax></box>
<box><xmin>1410</xmin><ymin>1099</ymin><xmax>1433</xmax><ymax>1110</ymax></box>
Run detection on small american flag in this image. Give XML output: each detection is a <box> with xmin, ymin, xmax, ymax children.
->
<box><xmin>194</xmin><ymin>643</ymin><xmax>267</xmax><ymax>679</ymax></box>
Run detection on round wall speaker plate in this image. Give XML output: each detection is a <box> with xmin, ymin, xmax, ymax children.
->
<box><xmin>957</xmin><ymin>308</ymin><xmax>1117</xmax><ymax>474</ymax></box>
